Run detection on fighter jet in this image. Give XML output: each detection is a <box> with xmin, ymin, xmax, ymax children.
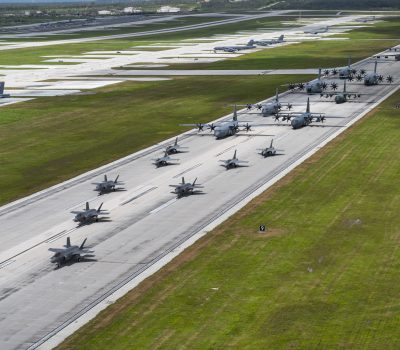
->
<box><xmin>272</xmin><ymin>98</ymin><xmax>342</xmax><ymax>129</ymax></box>
<box><xmin>169</xmin><ymin>177</ymin><xmax>203</xmax><ymax>197</ymax></box>
<box><xmin>92</xmin><ymin>175</ymin><xmax>122</xmax><ymax>194</ymax></box>
<box><xmin>71</xmin><ymin>202</ymin><xmax>107</xmax><ymax>224</ymax></box>
<box><xmin>180</xmin><ymin>105</ymin><xmax>272</xmax><ymax>139</ymax></box>
<box><xmin>213</xmin><ymin>40</ymin><xmax>256</xmax><ymax>53</ymax></box>
<box><xmin>49</xmin><ymin>237</ymin><xmax>94</xmax><ymax>268</ymax></box>
<box><xmin>244</xmin><ymin>88</ymin><xmax>294</xmax><ymax>116</ymax></box>
<box><xmin>304</xmin><ymin>26</ymin><xmax>329</xmax><ymax>34</ymax></box>
<box><xmin>152</xmin><ymin>150</ymin><xmax>179</xmax><ymax>167</ymax></box>
<box><xmin>165</xmin><ymin>137</ymin><xmax>188</xmax><ymax>154</ymax></box>
<box><xmin>252</xmin><ymin>35</ymin><xmax>285</xmax><ymax>46</ymax></box>
<box><xmin>363</xmin><ymin>60</ymin><xmax>393</xmax><ymax>86</ymax></box>
<box><xmin>257</xmin><ymin>139</ymin><xmax>284</xmax><ymax>157</ymax></box>
<box><xmin>219</xmin><ymin>150</ymin><xmax>249</xmax><ymax>169</ymax></box>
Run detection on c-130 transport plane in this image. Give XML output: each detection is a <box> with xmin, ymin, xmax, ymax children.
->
<box><xmin>180</xmin><ymin>106</ymin><xmax>273</xmax><ymax>139</ymax></box>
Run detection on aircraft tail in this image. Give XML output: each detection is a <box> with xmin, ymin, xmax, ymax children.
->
<box><xmin>114</xmin><ymin>175</ymin><xmax>119</xmax><ymax>183</ymax></box>
<box><xmin>174</xmin><ymin>137</ymin><xmax>178</xmax><ymax>146</ymax></box>
<box><xmin>275</xmin><ymin>88</ymin><xmax>279</xmax><ymax>101</ymax></box>
<box><xmin>192</xmin><ymin>178</ymin><xmax>197</xmax><ymax>186</ymax></box>
<box><xmin>270</xmin><ymin>139</ymin><xmax>273</xmax><ymax>148</ymax></box>
<box><xmin>278</xmin><ymin>34</ymin><xmax>284</xmax><ymax>42</ymax></box>
<box><xmin>347</xmin><ymin>55</ymin><xmax>351</xmax><ymax>68</ymax></box>
<box><xmin>104</xmin><ymin>175</ymin><xmax>108</xmax><ymax>182</ymax></box>
<box><xmin>306</xmin><ymin>98</ymin><xmax>310</xmax><ymax>113</ymax></box>
<box><xmin>374</xmin><ymin>60</ymin><xmax>378</xmax><ymax>73</ymax></box>
<box><xmin>97</xmin><ymin>202</ymin><xmax>103</xmax><ymax>212</ymax></box>
<box><xmin>248</xmin><ymin>39</ymin><xmax>254</xmax><ymax>46</ymax></box>
<box><xmin>182</xmin><ymin>177</ymin><xmax>185</xmax><ymax>184</ymax></box>
<box><xmin>0</xmin><ymin>82</ymin><xmax>4</xmax><ymax>95</ymax></box>
<box><xmin>233</xmin><ymin>150</ymin><xmax>237</xmax><ymax>159</ymax></box>
<box><xmin>66</xmin><ymin>237</ymin><xmax>71</xmax><ymax>248</ymax></box>
<box><xmin>85</xmin><ymin>202</ymin><xmax>89</xmax><ymax>211</ymax></box>
<box><xmin>233</xmin><ymin>104</ymin><xmax>238</xmax><ymax>121</ymax></box>
<box><xmin>343</xmin><ymin>80</ymin><xmax>347</xmax><ymax>92</ymax></box>
<box><xmin>80</xmin><ymin>238</ymin><xmax>87</xmax><ymax>250</ymax></box>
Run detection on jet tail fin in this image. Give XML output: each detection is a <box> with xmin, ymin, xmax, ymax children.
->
<box><xmin>192</xmin><ymin>177</ymin><xmax>197</xmax><ymax>186</ymax></box>
<box><xmin>114</xmin><ymin>175</ymin><xmax>119</xmax><ymax>183</ymax></box>
<box><xmin>182</xmin><ymin>177</ymin><xmax>185</xmax><ymax>184</ymax></box>
<box><xmin>80</xmin><ymin>238</ymin><xmax>87</xmax><ymax>250</ymax></box>
<box><xmin>97</xmin><ymin>202</ymin><xmax>103</xmax><ymax>212</ymax></box>
<box><xmin>174</xmin><ymin>137</ymin><xmax>178</xmax><ymax>146</ymax></box>
<box><xmin>270</xmin><ymin>139</ymin><xmax>273</xmax><ymax>148</ymax></box>
<box><xmin>278</xmin><ymin>34</ymin><xmax>284</xmax><ymax>41</ymax></box>
<box><xmin>66</xmin><ymin>237</ymin><xmax>71</xmax><ymax>248</ymax></box>
<box><xmin>104</xmin><ymin>175</ymin><xmax>108</xmax><ymax>182</ymax></box>
<box><xmin>233</xmin><ymin>150</ymin><xmax>237</xmax><ymax>159</ymax></box>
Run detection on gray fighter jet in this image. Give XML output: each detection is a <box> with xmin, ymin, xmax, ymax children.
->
<box><xmin>363</xmin><ymin>61</ymin><xmax>393</xmax><ymax>86</ymax></box>
<box><xmin>273</xmin><ymin>98</ymin><xmax>342</xmax><ymax>129</ymax></box>
<box><xmin>152</xmin><ymin>150</ymin><xmax>179</xmax><ymax>167</ymax></box>
<box><xmin>181</xmin><ymin>106</ymin><xmax>272</xmax><ymax>139</ymax></box>
<box><xmin>49</xmin><ymin>237</ymin><xmax>93</xmax><ymax>268</ymax></box>
<box><xmin>165</xmin><ymin>137</ymin><xmax>188</xmax><ymax>154</ymax></box>
<box><xmin>71</xmin><ymin>202</ymin><xmax>107</xmax><ymax>224</ymax></box>
<box><xmin>219</xmin><ymin>150</ymin><xmax>249</xmax><ymax>169</ymax></box>
<box><xmin>93</xmin><ymin>175</ymin><xmax>122</xmax><ymax>194</ymax></box>
<box><xmin>257</xmin><ymin>139</ymin><xmax>284</xmax><ymax>157</ymax></box>
<box><xmin>288</xmin><ymin>69</ymin><xmax>328</xmax><ymax>94</ymax></box>
<box><xmin>252</xmin><ymin>35</ymin><xmax>285</xmax><ymax>46</ymax></box>
<box><xmin>244</xmin><ymin>88</ymin><xmax>294</xmax><ymax>116</ymax></box>
<box><xmin>169</xmin><ymin>177</ymin><xmax>203</xmax><ymax>197</ymax></box>
<box><xmin>213</xmin><ymin>40</ymin><xmax>256</xmax><ymax>53</ymax></box>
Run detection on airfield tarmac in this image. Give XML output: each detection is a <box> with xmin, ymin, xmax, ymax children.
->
<box><xmin>0</xmin><ymin>56</ymin><xmax>398</xmax><ymax>349</ymax></box>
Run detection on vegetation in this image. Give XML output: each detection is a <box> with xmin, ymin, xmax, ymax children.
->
<box><xmin>0</xmin><ymin>74</ymin><xmax>312</xmax><ymax>205</ymax></box>
<box><xmin>57</xmin><ymin>90</ymin><xmax>400</xmax><ymax>350</ymax></box>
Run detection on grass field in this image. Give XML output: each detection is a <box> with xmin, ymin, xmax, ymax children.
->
<box><xmin>57</xmin><ymin>90</ymin><xmax>400</xmax><ymax>350</ymax></box>
<box><xmin>0</xmin><ymin>74</ymin><xmax>312</xmax><ymax>205</ymax></box>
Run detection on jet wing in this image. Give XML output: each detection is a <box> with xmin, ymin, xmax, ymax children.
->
<box><xmin>48</xmin><ymin>248</ymin><xmax>65</xmax><ymax>252</ymax></box>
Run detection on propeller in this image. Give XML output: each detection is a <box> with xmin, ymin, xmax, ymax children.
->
<box><xmin>386</xmin><ymin>75</ymin><xmax>393</xmax><ymax>83</ymax></box>
<box><xmin>351</xmin><ymin>68</ymin><xmax>357</xmax><ymax>75</ymax></box>
<box><xmin>287</xmin><ymin>103</ymin><xmax>293</xmax><ymax>110</ymax></box>
<box><xmin>208</xmin><ymin>123</ymin><xmax>216</xmax><ymax>131</ymax></box>
<box><xmin>324</xmin><ymin>69</ymin><xmax>330</xmax><ymax>76</ymax></box>
<box><xmin>298</xmin><ymin>82</ymin><xmax>305</xmax><ymax>90</ymax></box>
<box><xmin>329</xmin><ymin>94</ymin><xmax>334</xmax><ymax>98</ymax></box>
<box><xmin>257</xmin><ymin>104</ymin><xmax>262</xmax><ymax>110</ymax></box>
<box><xmin>243</xmin><ymin>123</ymin><xmax>252</xmax><ymax>132</ymax></box>
<box><xmin>378</xmin><ymin>75</ymin><xmax>383</xmax><ymax>82</ymax></box>
<box><xmin>288</xmin><ymin>83</ymin><xmax>296</xmax><ymax>90</ymax></box>
<box><xmin>246</xmin><ymin>104</ymin><xmax>252</xmax><ymax>110</ymax></box>
<box><xmin>360</xmin><ymin>69</ymin><xmax>366</xmax><ymax>75</ymax></box>
<box><xmin>353</xmin><ymin>94</ymin><xmax>358</xmax><ymax>98</ymax></box>
<box><xmin>274</xmin><ymin>114</ymin><xmax>280</xmax><ymax>122</ymax></box>
<box><xmin>331</xmin><ymin>82</ymin><xmax>338</xmax><ymax>90</ymax></box>
<box><xmin>320</xmin><ymin>93</ymin><xmax>324</xmax><ymax>97</ymax></box>
<box><xmin>332</xmin><ymin>68</ymin><xmax>338</xmax><ymax>75</ymax></box>
<box><xmin>347</xmin><ymin>75</ymin><xmax>354</xmax><ymax>81</ymax></box>
<box><xmin>196</xmin><ymin>123</ymin><xmax>204</xmax><ymax>132</ymax></box>
<box><xmin>356</xmin><ymin>74</ymin><xmax>363</xmax><ymax>81</ymax></box>
<box><xmin>321</xmin><ymin>82</ymin><xmax>328</xmax><ymax>90</ymax></box>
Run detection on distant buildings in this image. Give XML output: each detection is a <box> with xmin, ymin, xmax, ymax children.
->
<box><xmin>98</xmin><ymin>10</ymin><xmax>113</xmax><ymax>16</ymax></box>
<box><xmin>157</xmin><ymin>6</ymin><xmax>181</xmax><ymax>13</ymax></box>
<box><xmin>123</xmin><ymin>7</ymin><xmax>143</xmax><ymax>14</ymax></box>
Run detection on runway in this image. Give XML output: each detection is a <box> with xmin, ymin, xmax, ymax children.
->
<box><xmin>0</xmin><ymin>55</ymin><xmax>398</xmax><ymax>349</ymax></box>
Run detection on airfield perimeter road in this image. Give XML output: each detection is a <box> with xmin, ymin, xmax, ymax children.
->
<box><xmin>0</xmin><ymin>54</ymin><xmax>398</xmax><ymax>349</ymax></box>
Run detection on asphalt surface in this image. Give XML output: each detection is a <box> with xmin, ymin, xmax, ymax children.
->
<box><xmin>0</xmin><ymin>56</ymin><xmax>398</xmax><ymax>350</ymax></box>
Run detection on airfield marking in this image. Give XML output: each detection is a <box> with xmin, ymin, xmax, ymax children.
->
<box><xmin>120</xmin><ymin>186</ymin><xmax>158</xmax><ymax>206</ymax></box>
<box><xmin>172</xmin><ymin>163</ymin><xmax>203</xmax><ymax>178</ymax></box>
<box><xmin>149</xmin><ymin>198</ymin><xmax>178</xmax><ymax>214</ymax></box>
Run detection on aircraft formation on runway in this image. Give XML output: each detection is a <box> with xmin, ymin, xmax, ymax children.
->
<box><xmin>49</xmin><ymin>46</ymin><xmax>398</xmax><ymax>269</ymax></box>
